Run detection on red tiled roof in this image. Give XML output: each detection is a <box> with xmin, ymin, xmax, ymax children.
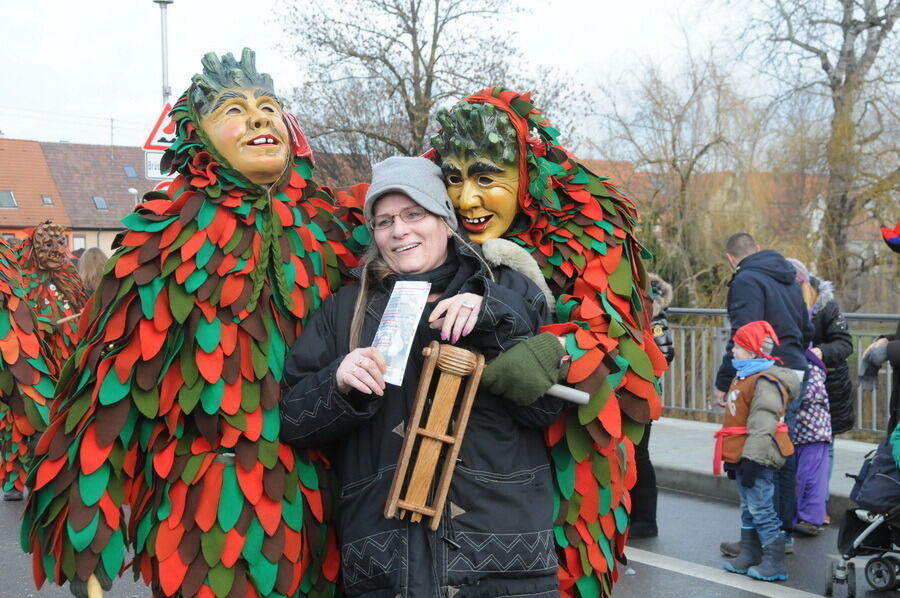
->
<box><xmin>0</xmin><ymin>139</ymin><xmax>71</xmax><ymax>228</ymax></box>
<box><xmin>39</xmin><ymin>142</ymin><xmax>156</xmax><ymax>230</ymax></box>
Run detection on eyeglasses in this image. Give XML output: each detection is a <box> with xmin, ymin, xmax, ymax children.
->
<box><xmin>372</xmin><ymin>206</ymin><xmax>429</xmax><ymax>230</ymax></box>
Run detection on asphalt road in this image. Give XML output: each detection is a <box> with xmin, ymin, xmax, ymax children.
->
<box><xmin>0</xmin><ymin>488</ymin><xmax>888</xmax><ymax>597</ymax></box>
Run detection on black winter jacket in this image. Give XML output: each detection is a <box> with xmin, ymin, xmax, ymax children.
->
<box><xmin>281</xmin><ymin>240</ymin><xmax>562</xmax><ymax>598</ymax></box>
<box><xmin>885</xmin><ymin>320</ymin><xmax>900</xmax><ymax>433</ymax></box>
<box><xmin>810</xmin><ymin>279</ymin><xmax>854</xmax><ymax>434</ymax></box>
<box><xmin>716</xmin><ymin>250</ymin><xmax>814</xmax><ymax>391</ymax></box>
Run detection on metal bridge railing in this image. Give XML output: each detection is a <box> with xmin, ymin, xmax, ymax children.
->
<box><xmin>662</xmin><ymin>308</ymin><xmax>897</xmax><ymax>434</ymax></box>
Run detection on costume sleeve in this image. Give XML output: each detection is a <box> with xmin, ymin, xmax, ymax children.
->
<box><xmin>0</xmin><ymin>260</ymin><xmax>56</xmax><ymax>494</ymax></box>
<box><xmin>816</xmin><ymin>300</ymin><xmax>852</xmax><ymax>367</ymax></box>
<box><xmin>21</xmin><ymin>254</ymin><xmax>137</xmax><ymax>589</ymax></box>
<box><xmin>280</xmin><ymin>298</ymin><xmax>381</xmax><ymax>448</ymax></box>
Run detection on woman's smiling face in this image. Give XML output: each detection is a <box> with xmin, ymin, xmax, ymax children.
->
<box><xmin>372</xmin><ymin>193</ymin><xmax>451</xmax><ymax>274</ymax></box>
<box><xmin>198</xmin><ymin>86</ymin><xmax>289</xmax><ymax>184</ymax></box>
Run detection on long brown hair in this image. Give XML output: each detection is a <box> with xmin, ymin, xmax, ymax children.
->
<box><xmin>77</xmin><ymin>247</ymin><xmax>108</xmax><ymax>294</ymax></box>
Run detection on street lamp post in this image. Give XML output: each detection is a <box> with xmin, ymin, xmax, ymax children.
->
<box><xmin>153</xmin><ymin>0</ymin><xmax>174</xmax><ymax>105</ymax></box>
<box><xmin>128</xmin><ymin>188</ymin><xmax>139</xmax><ymax>206</ymax></box>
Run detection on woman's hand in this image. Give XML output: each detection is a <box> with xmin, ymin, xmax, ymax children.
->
<box><xmin>428</xmin><ymin>292</ymin><xmax>483</xmax><ymax>344</ymax></box>
<box><xmin>863</xmin><ymin>337</ymin><xmax>888</xmax><ymax>358</ymax></box>
<box><xmin>336</xmin><ymin>347</ymin><xmax>387</xmax><ymax>396</ymax></box>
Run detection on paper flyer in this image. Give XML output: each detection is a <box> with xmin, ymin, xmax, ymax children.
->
<box><xmin>372</xmin><ymin>281</ymin><xmax>431</xmax><ymax>386</ymax></box>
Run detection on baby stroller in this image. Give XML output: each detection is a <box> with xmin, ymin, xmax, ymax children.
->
<box><xmin>826</xmin><ymin>439</ymin><xmax>900</xmax><ymax>596</ymax></box>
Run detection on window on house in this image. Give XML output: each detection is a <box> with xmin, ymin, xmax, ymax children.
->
<box><xmin>41</xmin><ymin>194</ymin><xmax>54</xmax><ymax>205</ymax></box>
<box><xmin>123</xmin><ymin>165</ymin><xmax>137</xmax><ymax>178</ymax></box>
<box><xmin>0</xmin><ymin>190</ymin><xmax>17</xmax><ymax>208</ymax></box>
<box><xmin>92</xmin><ymin>196</ymin><xmax>109</xmax><ymax>210</ymax></box>
<box><xmin>72</xmin><ymin>235</ymin><xmax>86</xmax><ymax>251</ymax></box>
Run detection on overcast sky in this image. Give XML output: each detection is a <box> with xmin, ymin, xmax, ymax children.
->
<box><xmin>0</xmin><ymin>0</ymin><xmax>745</xmax><ymax>148</ymax></box>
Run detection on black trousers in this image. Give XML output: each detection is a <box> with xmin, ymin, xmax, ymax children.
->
<box><xmin>631</xmin><ymin>423</ymin><xmax>657</xmax><ymax>526</ymax></box>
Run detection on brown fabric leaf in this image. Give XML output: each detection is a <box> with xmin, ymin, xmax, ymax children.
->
<box><xmin>12</xmin><ymin>302</ymin><xmax>35</xmax><ymax>334</ymax></box>
<box><xmin>95</xmin><ymin>399</ymin><xmax>132</xmax><ymax>448</ymax></box>
<box><xmin>234</xmin><ymin>438</ymin><xmax>257</xmax><ymax>472</ymax></box>
<box><xmin>135</xmin><ymin>350</ymin><xmax>165</xmax><ymax>391</ymax></box>
<box><xmin>133</xmin><ymin>262</ymin><xmax>162</xmax><ymax>286</ymax></box>
<box><xmin>618</xmin><ymin>388</ymin><xmax>650</xmax><ymax>424</ymax></box>
<box><xmin>260</xmin><ymin>374</ymin><xmax>278</xmax><ymax>410</ymax></box>
<box><xmin>262</xmin><ymin>462</ymin><xmax>285</xmax><ymax>503</ymax></box>
<box><xmin>178</xmin><ymin>526</ymin><xmax>202</xmax><ymax>564</ymax></box>
<box><xmin>261</xmin><ymin>523</ymin><xmax>285</xmax><ymax>563</ymax></box>
<box><xmin>179</xmin><ymin>553</ymin><xmax>208</xmax><ymax>598</ymax></box>
<box><xmin>138</xmin><ymin>239</ymin><xmax>162</xmax><ymax>265</ymax></box>
<box><xmin>585</xmin><ymin>420</ymin><xmax>612</xmax><ymax>448</ymax></box>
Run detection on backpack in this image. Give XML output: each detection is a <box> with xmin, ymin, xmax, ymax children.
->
<box><xmin>849</xmin><ymin>438</ymin><xmax>900</xmax><ymax>513</ymax></box>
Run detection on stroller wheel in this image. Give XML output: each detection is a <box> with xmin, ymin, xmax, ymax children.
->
<box><xmin>886</xmin><ymin>556</ymin><xmax>900</xmax><ymax>589</ymax></box>
<box><xmin>847</xmin><ymin>562</ymin><xmax>856</xmax><ymax>598</ymax></box>
<box><xmin>824</xmin><ymin>560</ymin><xmax>834</xmax><ymax>596</ymax></box>
<box><xmin>865</xmin><ymin>557</ymin><xmax>897</xmax><ymax>590</ymax></box>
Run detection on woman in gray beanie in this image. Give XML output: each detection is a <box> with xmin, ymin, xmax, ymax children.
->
<box><xmin>280</xmin><ymin>156</ymin><xmax>568</xmax><ymax>597</ymax></box>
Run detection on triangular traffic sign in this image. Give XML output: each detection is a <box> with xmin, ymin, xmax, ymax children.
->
<box><xmin>142</xmin><ymin>104</ymin><xmax>175</xmax><ymax>151</ymax></box>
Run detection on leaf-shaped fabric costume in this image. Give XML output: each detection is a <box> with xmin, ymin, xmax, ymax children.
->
<box><xmin>430</xmin><ymin>87</ymin><xmax>668</xmax><ymax>598</ymax></box>
<box><xmin>0</xmin><ymin>239</ymin><xmax>56</xmax><ymax>494</ymax></box>
<box><xmin>15</xmin><ymin>223</ymin><xmax>87</xmax><ymax>368</ymax></box>
<box><xmin>22</xmin><ymin>82</ymin><xmax>357</xmax><ymax>597</ymax></box>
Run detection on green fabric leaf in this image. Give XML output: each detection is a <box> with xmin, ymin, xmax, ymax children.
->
<box><xmin>168</xmin><ymin>281</ymin><xmax>194</xmax><ymax>323</ymax></box>
<box><xmin>217</xmin><ymin>466</ymin><xmax>242</xmax><ymax>532</ymax></box>
<box><xmin>296</xmin><ymin>458</ymin><xmax>319</xmax><ymax>491</ymax></box>
<box><xmin>575</xmin><ymin>571</ymin><xmax>601</xmax><ymax>598</ymax></box>
<box><xmin>208</xmin><ymin>561</ymin><xmax>235</xmax><ymax>597</ymax></box>
<box><xmin>201</xmin><ymin>525</ymin><xmax>226</xmax><ymax>567</ymax></box>
<box><xmin>133</xmin><ymin>385</ymin><xmax>159</xmax><ymax>419</ymax></box>
<box><xmin>200</xmin><ymin>379</ymin><xmax>224</xmax><ymax>415</ymax></box>
<box><xmin>243</xmin><ymin>518</ymin><xmax>264</xmax><ymax>565</ymax></box>
<box><xmin>67</xmin><ymin>510</ymin><xmax>100</xmax><ymax>551</ymax></box>
<box><xmin>100</xmin><ymin>529</ymin><xmax>125</xmax><ymax>580</ymax></box>
<box><xmin>565</xmin><ymin>414</ymin><xmax>592</xmax><ymax>462</ymax></box>
<box><xmin>578</xmin><ymin>379</ymin><xmax>613</xmax><ymax>426</ymax></box>
<box><xmin>98</xmin><ymin>371</ymin><xmax>131</xmax><ymax>405</ymax></box>
<box><xmin>618</xmin><ymin>337</ymin><xmax>654</xmax><ymax>380</ymax></box>
<box><xmin>551</xmin><ymin>443</ymin><xmax>574</xmax><ymax>499</ymax></box>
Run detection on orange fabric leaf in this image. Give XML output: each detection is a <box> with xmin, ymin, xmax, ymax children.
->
<box><xmin>196</xmin><ymin>347</ymin><xmax>224</xmax><ymax>384</ymax></box>
<box><xmin>300</xmin><ymin>484</ymin><xmax>323</xmax><ymax>523</ymax></box>
<box><xmin>235</xmin><ymin>460</ymin><xmax>264</xmax><ymax>505</ymax></box>
<box><xmin>155</xmin><ymin>518</ymin><xmax>185</xmax><ymax>561</ymax></box>
<box><xmin>195</xmin><ymin>463</ymin><xmax>222</xmax><ymax>532</ymax></box>
<box><xmin>153</xmin><ymin>441</ymin><xmax>177</xmax><ymax>478</ymax></box>
<box><xmin>221</xmin><ymin>528</ymin><xmax>244</xmax><ymax>567</ymax></box>
<box><xmin>158</xmin><ymin>549</ymin><xmax>188</xmax><ymax>596</ymax></box>
<box><xmin>254</xmin><ymin>493</ymin><xmax>282</xmax><ymax>536</ymax></box>
<box><xmin>79</xmin><ymin>425</ymin><xmax>114</xmax><ymax>475</ymax></box>
<box><xmin>139</xmin><ymin>318</ymin><xmax>166</xmax><ymax>361</ymax></box>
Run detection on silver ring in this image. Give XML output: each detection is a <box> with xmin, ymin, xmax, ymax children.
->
<box><xmin>356</xmin><ymin>358</ymin><xmax>365</xmax><ymax>366</ymax></box>
<box><xmin>352</xmin><ymin>366</ymin><xmax>360</xmax><ymax>377</ymax></box>
<box><xmin>461</xmin><ymin>301</ymin><xmax>476</xmax><ymax>309</ymax></box>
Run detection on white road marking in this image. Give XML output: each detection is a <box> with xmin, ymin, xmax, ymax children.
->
<box><xmin>626</xmin><ymin>547</ymin><xmax>829</xmax><ymax>597</ymax></box>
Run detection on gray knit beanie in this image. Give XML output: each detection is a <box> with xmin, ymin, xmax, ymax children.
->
<box><xmin>786</xmin><ymin>258</ymin><xmax>810</xmax><ymax>284</ymax></box>
<box><xmin>364</xmin><ymin>157</ymin><xmax>458</xmax><ymax>230</ymax></box>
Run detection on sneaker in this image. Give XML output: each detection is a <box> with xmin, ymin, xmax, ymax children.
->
<box><xmin>783</xmin><ymin>536</ymin><xmax>794</xmax><ymax>554</ymax></box>
<box><xmin>3</xmin><ymin>489</ymin><xmax>23</xmax><ymax>501</ymax></box>
<box><xmin>793</xmin><ymin>520</ymin><xmax>820</xmax><ymax>537</ymax></box>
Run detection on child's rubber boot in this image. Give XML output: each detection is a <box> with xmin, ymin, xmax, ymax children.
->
<box><xmin>722</xmin><ymin>527</ymin><xmax>762</xmax><ymax>574</ymax></box>
<box><xmin>747</xmin><ymin>534</ymin><xmax>788</xmax><ymax>581</ymax></box>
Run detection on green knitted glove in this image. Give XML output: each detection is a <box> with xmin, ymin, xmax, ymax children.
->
<box><xmin>480</xmin><ymin>333</ymin><xmax>567</xmax><ymax>406</ymax></box>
